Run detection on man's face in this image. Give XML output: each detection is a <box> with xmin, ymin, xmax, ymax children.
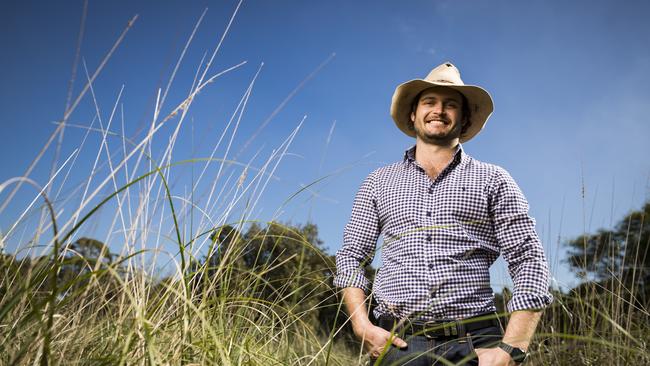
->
<box><xmin>410</xmin><ymin>86</ymin><xmax>465</xmax><ymax>144</ymax></box>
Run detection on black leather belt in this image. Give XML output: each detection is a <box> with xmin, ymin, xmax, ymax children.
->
<box><xmin>377</xmin><ymin>312</ymin><xmax>502</xmax><ymax>339</ymax></box>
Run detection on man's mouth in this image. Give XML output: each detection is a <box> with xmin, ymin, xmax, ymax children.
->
<box><xmin>426</xmin><ymin>119</ymin><xmax>448</xmax><ymax>125</ymax></box>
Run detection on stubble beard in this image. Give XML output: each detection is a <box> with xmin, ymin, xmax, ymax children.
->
<box><xmin>414</xmin><ymin>120</ymin><xmax>462</xmax><ymax>145</ymax></box>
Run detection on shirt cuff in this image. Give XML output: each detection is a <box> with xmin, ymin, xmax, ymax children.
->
<box><xmin>333</xmin><ymin>270</ymin><xmax>371</xmax><ymax>293</ymax></box>
<box><xmin>507</xmin><ymin>292</ymin><xmax>554</xmax><ymax>312</ymax></box>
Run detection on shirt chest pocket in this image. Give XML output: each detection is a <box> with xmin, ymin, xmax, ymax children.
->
<box><xmin>440</xmin><ymin>184</ymin><xmax>489</xmax><ymax>224</ymax></box>
<box><xmin>432</xmin><ymin>182</ymin><xmax>499</xmax><ymax>254</ymax></box>
<box><xmin>376</xmin><ymin>180</ymin><xmax>421</xmax><ymax>228</ymax></box>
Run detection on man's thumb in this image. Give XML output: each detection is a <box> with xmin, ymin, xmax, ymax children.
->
<box><xmin>392</xmin><ymin>337</ymin><xmax>408</xmax><ymax>348</ymax></box>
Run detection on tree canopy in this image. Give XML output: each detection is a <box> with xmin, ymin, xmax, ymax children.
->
<box><xmin>565</xmin><ymin>200</ymin><xmax>649</xmax><ymax>301</ymax></box>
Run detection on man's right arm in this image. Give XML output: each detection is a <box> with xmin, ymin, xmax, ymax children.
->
<box><xmin>334</xmin><ymin>171</ymin><xmax>407</xmax><ymax>355</ymax></box>
<box><xmin>342</xmin><ymin>287</ymin><xmax>373</xmax><ymax>332</ymax></box>
<box><xmin>333</xmin><ymin>172</ymin><xmax>380</xmax><ymax>292</ymax></box>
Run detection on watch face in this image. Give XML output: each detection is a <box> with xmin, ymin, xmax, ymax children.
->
<box><xmin>511</xmin><ymin>349</ymin><xmax>529</xmax><ymax>363</ymax></box>
<box><xmin>499</xmin><ymin>342</ymin><xmax>528</xmax><ymax>363</ymax></box>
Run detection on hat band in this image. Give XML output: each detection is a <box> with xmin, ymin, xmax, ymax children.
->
<box><xmin>432</xmin><ymin>79</ymin><xmax>456</xmax><ymax>84</ymax></box>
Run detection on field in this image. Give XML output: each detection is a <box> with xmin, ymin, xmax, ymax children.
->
<box><xmin>1</xmin><ymin>3</ymin><xmax>648</xmax><ymax>365</ymax></box>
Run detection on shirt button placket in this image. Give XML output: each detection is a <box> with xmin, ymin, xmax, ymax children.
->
<box><xmin>425</xmin><ymin>181</ymin><xmax>436</xmax><ymax>289</ymax></box>
<box><xmin>429</xmin><ymin>181</ymin><xmax>440</xmax><ymax>292</ymax></box>
<box><xmin>422</xmin><ymin>164</ymin><xmax>436</xmax><ymax>274</ymax></box>
<box><xmin>425</xmin><ymin>233</ymin><xmax>434</xmax><ymax>272</ymax></box>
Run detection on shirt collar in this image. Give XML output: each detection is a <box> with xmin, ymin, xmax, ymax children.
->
<box><xmin>403</xmin><ymin>143</ymin><xmax>464</xmax><ymax>166</ymax></box>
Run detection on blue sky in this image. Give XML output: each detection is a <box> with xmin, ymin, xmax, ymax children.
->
<box><xmin>1</xmin><ymin>0</ymin><xmax>649</xmax><ymax>291</ymax></box>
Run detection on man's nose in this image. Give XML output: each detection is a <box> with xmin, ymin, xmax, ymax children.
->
<box><xmin>432</xmin><ymin>102</ymin><xmax>444</xmax><ymax>114</ymax></box>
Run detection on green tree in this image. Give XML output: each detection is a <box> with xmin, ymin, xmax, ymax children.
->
<box><xmin>59</xmin><ymin>237</ymin><xmax>114</xmax><ymax>284</ymax></box>
<box><xmin>565</xmin><ymin>200</ymin><xmax>649</xmax><ymax>302</ymax></box>
<box><xmin>188</xmin><ymin>224</ymin><xmax>246</xmax><ymax>299</ymax></box>
<box><xmin>241</xmin><ymin>222</ymin><xmax>330</xmax><ymax>301</ymax></box>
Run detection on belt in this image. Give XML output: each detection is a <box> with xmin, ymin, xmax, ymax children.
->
<box><xmin>377</xmin><ymin>312</ymin><xmax>502</xmax><ymax>339</ymax></box>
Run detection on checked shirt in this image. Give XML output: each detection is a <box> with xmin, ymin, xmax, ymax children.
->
<box><xmin>334</xmin><ymin>143</ymin><xmax>553</xmax><ymax>321</ymax></box>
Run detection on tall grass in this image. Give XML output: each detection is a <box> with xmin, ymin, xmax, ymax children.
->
<box><xmin>492</xmin><ymin>282</ymin><xmax>648</xmax><ymax>365</ymax></box>
<box><xmin>0</xmin><ymin>4</ymin><xmax>356</xmax><ymax>365</ymax></box>
<box><xmin>0</xmin><ymin>4</ymin><xmax>648</xmax><ymax>366</ymax></box>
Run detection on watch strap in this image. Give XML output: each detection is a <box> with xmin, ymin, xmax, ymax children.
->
<box><xmin>497</xmin><ymin>341</ymin><xmax>528</xmax><ymax>364</ymax></box>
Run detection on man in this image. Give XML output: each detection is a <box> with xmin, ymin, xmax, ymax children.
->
<box><xmin>334</xmin><ymin>62</ymin><xmax>553</xmax><ymax>365</ymax></box>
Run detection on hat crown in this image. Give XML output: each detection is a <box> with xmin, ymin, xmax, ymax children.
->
<box><xmin>424</xmin><ymin>62</ymin><xmax>465</xmax><ymax>86</ymax></box>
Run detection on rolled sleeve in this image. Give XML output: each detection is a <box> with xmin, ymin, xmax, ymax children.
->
<box><xmin>488</xmin><ymin>167</ymin><xmax>554</xmax><ymax>312</ymax></box>
<box><xmin>333</xmin><ymin>171</ymin><xmax>381</xmax><ymax>293</ymax></box>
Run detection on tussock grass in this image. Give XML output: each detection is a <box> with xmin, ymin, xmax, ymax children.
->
<box><xmin>0</xmin><ymin>4</ymin><xmax>355</xmax><ymax>365</ymax></box>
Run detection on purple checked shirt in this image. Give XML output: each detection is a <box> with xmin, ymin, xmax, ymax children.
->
<box><xmin>334</xmin><ymin>143</ymin><xmax>553</xmax><ymax>321</ymax></box>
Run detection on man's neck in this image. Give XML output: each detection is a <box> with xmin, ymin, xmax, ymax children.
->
<box><xmin>414</xmin><ymin>138</ymin><xmax>459</xmax><ymax>175</ymax></box>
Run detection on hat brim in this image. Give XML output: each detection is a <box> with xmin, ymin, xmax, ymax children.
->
<box><xmin>390</xmin><ymin>79</ymin><xmax>494</xmax><ymax>143</ymax></box>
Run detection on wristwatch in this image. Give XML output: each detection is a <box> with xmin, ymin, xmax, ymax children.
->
<box><xmin>497</xmin><ymin>341</ymin><xmax>529</xmax><ymax>364</ymax></box>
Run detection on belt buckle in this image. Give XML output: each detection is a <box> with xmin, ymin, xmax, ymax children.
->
<box><xmin>424</xmin><ymin>321</ymin><xmax>458</xmax><ymax>339</ymax></box>
<box><xmin>422</xmin><ymin>321</ymin><xmax>458</xmax><ymax>338</ymax></box>
<box><xmin>422</xmin><ymin>321</ymin><xmax>439</xmax><ymax>339</ymax></box>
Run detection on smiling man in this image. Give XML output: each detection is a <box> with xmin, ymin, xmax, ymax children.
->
<box><xmin>334</xmin><ymin>62</ymin><xmax>553</xmax><ymax>365</ymax></box>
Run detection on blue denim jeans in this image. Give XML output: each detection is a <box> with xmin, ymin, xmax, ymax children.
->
<box><xmin>369</xmin><ymin>323</ymin><xmax>504</xmax><ymax>366</ymax></box>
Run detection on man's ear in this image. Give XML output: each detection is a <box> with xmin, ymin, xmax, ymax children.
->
<box><xmin>410</xmin><ymin>111</ymin><xmax>415</xmax><ymax>122</ymax></box>
<box><xmin>460</xmin><ymin>115</ymin><xmax>471</xmax><ymax>134</ymax></box>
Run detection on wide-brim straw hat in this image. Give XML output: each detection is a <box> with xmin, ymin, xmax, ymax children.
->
<box><xmin>390</xmin><ymin>62</ymin><xmax>494</xmax><ymax>143</ymax></box>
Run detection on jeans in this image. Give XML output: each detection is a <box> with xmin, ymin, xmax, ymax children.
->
<box><xmin>369</xmin><ymin>323</ymin><xmax>504</xmax><ymax>366</ymax></box>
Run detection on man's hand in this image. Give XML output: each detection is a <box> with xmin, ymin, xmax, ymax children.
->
<box><xmin>475</xmin><ymin>347</ymin><xmax>514</xmax><ymax>366</ymax></box>
<box><xmin>341</xmin><ymin>288</ymin><xmax>407</xmax><ymax>358</ymax></box>
<box><xmin>353</xmin><ymin>322</ymin><xmax>408</xmax><ymax>359</ymax></box>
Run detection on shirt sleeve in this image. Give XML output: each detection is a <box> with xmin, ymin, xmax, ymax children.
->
<box><xmin>333</xmin><ymin>170</ymin><xmax>381</xmax><ymax>293</ymax></box>
<box><xmin>488</xmin><ymin>167</ymin><xmax>554</xmax><ymax>312</ymax></box>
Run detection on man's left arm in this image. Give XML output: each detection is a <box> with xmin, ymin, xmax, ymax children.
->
<box><xmin>479</xmin><ymin>167</ymin><xmax>554</xmax><ymax>364</ymax></box>
<box><xmin>476</xmin><ymin>310</ymin><xmax>542</xmax><ymax>365</ymax></box>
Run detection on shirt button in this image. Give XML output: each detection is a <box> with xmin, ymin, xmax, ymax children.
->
<box><xmin>428</xmin><ymin>188</ymin><xmax>433</xmax><ymax>194</ymax></box>
<box><xmin>428</xmin><ymin>263</ymin><xmax>435</xmax><ymax>270</ymax></box>
<box><xmin>426</xmin><ymin>211</ymin><xmax>432</xmax><ymax>217</ymax></box>
<box><xmin>426</xmin><ymin>235</ymin><xmax>432</xmax><ymax>242</ymax></box>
